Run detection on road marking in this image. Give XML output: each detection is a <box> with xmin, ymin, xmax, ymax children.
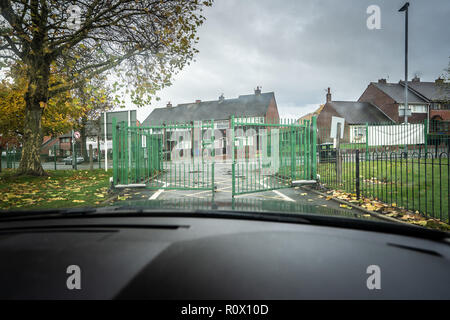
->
<box><xmin>149</xmin><ymin>182</ymin><xmax>170</xmax><ymax>200</ymax></box>
<box><xmin>258</xmin><ymin>179</ymin><xmax>295</xmax><ymax>202</ymax></box>
<box><xmin>272</xmin><ymin>189</ymin><xmax>295</xmax><ymax>202</ymax></box>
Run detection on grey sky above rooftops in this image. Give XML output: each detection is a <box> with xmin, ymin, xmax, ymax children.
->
<box><xmin>134</xmin><ymin>0</ymin><xmax>449</xmax><ymax>122</ymax></box>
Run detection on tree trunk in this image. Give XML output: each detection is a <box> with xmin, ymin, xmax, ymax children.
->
<box><xmin>18</xmin><ymin>60</ymin><xmax>50</xmax><ymax>176</ymax></box>
<box><xmin>18</xmin><ymin>104</ymin><xmax>46</xmax><ymax>175</ymax></box>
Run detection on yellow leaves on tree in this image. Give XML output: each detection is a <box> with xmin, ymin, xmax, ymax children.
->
<box><xmin>0</xmin><ymin>66</ymin><xmax>87</xmax><ymax>139</ymax></box>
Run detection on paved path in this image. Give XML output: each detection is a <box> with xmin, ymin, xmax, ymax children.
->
<box><xmin>112</xmin><ymin>161</ymin><xmax>361</xmax><ymax>217</ymax></box>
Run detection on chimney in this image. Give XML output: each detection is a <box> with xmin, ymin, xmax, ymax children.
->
<box><xmin>412</xmin><ymin>75</ymin><xmax>420</xmax><ymax>82</ymax></box>
<box><xmin>195</xmin><ymin>99</ymin><xmax>201</xmax><ymax>104</ymax></box>
<box><xmin>435</xmin><ymin>77</ymin><xmax>444</xmax><ymax>84</ymax></box>
<box><xmin>166</xmin><ymin>101</ymin><xmax>172</xmax><ymax>108</ymax></box>
<box><xmin>254</xmin><ymin>86</ymin><xmax>261</xmax><ymax>95</ymax></box>
<box><xmin>326</xmin><ymin>87</ymin><xmax>331</xmax><ymax>103</ymax></box>
<box><xmin>378</xmin><ymin>78</ymin><xmax>387</xmax><ymax>84</ymax></box>
<box><xmin>218</xmin><ymin>93</ymin><xmax>225</xmax><ymax>102</ymax></box>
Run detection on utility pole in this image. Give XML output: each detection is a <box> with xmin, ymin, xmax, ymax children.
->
<box><xmin>399</xmin><ymin>2</ymin><xmax>409</xmax><ymax>124</ymax></box>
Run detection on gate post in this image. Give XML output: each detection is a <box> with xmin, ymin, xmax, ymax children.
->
<box><xmin>355</xmin><ymin>149</ymin><xmax>360</xmax><ymax>199</ymax></box>
<box><xmin>291</xmin><ymin>122</ymin><xmax>295</xmax><ymax>181</ymax></box>
<box><xmin>336</xmin><ymin>123</ymin><xmax>342</xmax><ymax>184</ymax></box>
<box><xmin>231</xmin><ymin>115</ymin><xmax>235</xmax><ymax>199</ymax></box>
<box><xmin>211</xmin><ymin>119</ymin><xmax>215</xmax><ymax>198</ymax></box>
<box><xmin>305</xmin><ymin>120</ymin><xmax>310</xmax><ymax>179</ymax></box>
<box><xmin>112</xmin><ymin>118</ymin><xmax>117</xmax><ymax>186</ymax></box>
<box><xmin>311</xmin><ymin>116</ymin><xmax>317</xmax><ymax>180</ymax></box>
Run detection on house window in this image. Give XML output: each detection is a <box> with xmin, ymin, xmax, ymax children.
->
<box><xmin>431</xmin><ymin>103</ymin><xmax>441</xmax><ymax>110</ymax></box>
<box><xmin>410</xmin><ymin>105</ymin><xmax>427</xmax><ymax>113</ymax></box>
<box><xmin>399</xmin><ymin>104</ymin><xmax>427</xmax><ymax>113</ymax></box>
<box><xmin>351</xmin><ymin>126</ymin><xmax>365</xmax><ymax>143</ymax></box>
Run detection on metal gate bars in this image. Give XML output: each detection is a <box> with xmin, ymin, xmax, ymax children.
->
<box><xmin>112</xmin><ymin>118</ymin><xmax>216</xmax><ymax>194</ymax></box>
<box><xmin>112</xmin><ymin>115</ymin><xmax>318</xmax><ymax>199</ymax></box>
<box><xmin>231</xmin><ymin>115</ymin><xmax>317</xmax><ymax>198</ymax></box>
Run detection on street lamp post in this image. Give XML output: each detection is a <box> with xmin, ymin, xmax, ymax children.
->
<box><xmin>399</xmin><ymin>2</ymin><xmax>409</xmax><ymax>124</ymax></box>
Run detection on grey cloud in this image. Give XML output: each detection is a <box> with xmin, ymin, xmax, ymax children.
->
<box><xmin>137</xmin><ymin>0</ymin><xmax>450</xmax><ymax>122</ymax></box>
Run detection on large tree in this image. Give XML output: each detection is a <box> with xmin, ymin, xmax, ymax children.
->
<box><xmin>0</xmin><ymin>0</ymin><xmax>212</xmax><ymax>175</ymax></box>
<box><xmin>0</xmin><ymin>63</ymin><xmax>93</xmax><ymax>139</ymax></box>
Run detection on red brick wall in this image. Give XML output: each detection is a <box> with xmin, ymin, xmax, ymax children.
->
<box><xmin>316</xmin><ymin>102</ymin><xmax>340</xmax><ymax>130</ymax></box>
<box><xmin>358</xmin><ymin>83</ymin><xmax>399</xmax><ymax>122</ymax></box>
<box><xmin>59</xmin><ymin>142</ymin><xmax>71</xmax><ymax>151</ymax></box>
<box><xmin>430</xmin><ymin>110</ymin><xmax>450</xmax><ymax>121</ymax></box>
<box><xmin>40</xmin><ymin>138</ymin><xmax>59</xmax><ymax>155</ymax></box>
<box><xmin>316</xmin><ymin>102</ymin><xmax>351</xmax><ymax>143</ymax></box>
<box><xmin>358</xmin><ymin>83</ymin><xmax>428</xmax><ymax>123</ymax></box>
<box><xmin>265</xmin><ymin>96</ymin><xmax>280</xmax><ymax>123</ymax></box>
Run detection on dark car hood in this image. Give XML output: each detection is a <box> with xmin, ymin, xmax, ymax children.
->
<box><xmin>113</xmin><ymin>198</ymin><xmax>382</xmax><ymax>221</ymax></box>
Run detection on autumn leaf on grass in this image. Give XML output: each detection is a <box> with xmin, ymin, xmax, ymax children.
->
<box><xmin>326</xmin><ymin>196</ymin><xmax>332</xmax><ymax>200</ymax></box>
<box><xmin>366</xmin><ymin>205</ymin><xmax>377</xmax><ymax>211</ymax></box>
<box><xmin>95</xmin><ymin>194</ymin><xmax>105</xmax><ymax>198</ymax></box>
<box><xmin>340</xmin><ymin>204</ymin><xmax>352</xmax><ymax>209</ymax></box>
<box><xmin>385</xmin><ymin>213</ymin><xmax>398</xmax><ymax>217</ymax></box>
<box><xmin>72</xmin><ymin>200</ymin><xmax>85</xmax><ymax>203</ymax></box>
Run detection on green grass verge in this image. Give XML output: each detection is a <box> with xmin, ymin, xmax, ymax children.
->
<box><xmin>0</xmin><ymin>169</ymin><xmax>112</xmax><ymax>211</ymax></box>
<box><xmin>318</xmin><ymin>159</ymin><xmax>449</xmax><ymax>222</ymax></box>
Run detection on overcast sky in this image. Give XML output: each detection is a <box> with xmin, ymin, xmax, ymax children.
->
<box><xmin>129</xmin><ymin>0</ymin><xmax>449</xmax><ymax>121</ymax></box>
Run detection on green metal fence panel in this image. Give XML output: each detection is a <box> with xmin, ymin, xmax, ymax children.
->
<box><xmin>113</xmin><ymin>120</ymin><xmax>215</xmax><ymax>191</ymax></box>
<box><xmin>231</xmin><ymin>116</ymin><xmax>318</xmax><ymax>198</ymax></box>
<box><xmin>112</xmin><ymin>115</ymin><xmax>320</xmax><ymax>198</ymax></box>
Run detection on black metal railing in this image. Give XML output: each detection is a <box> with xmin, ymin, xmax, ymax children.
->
<box><xmin>317</xmin><ymin>120</ymin><xmax>449</xmax><ymax>223</ymax></box>
<box><xmin>317</xmin><ymin>149</ymin><xmax>449</xmax><ymax>223</ymax></box>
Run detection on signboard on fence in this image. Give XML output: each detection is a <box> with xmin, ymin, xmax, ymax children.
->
<box><xmin>367</xmin><ymin>123</ymin><xmax>424</xmax><ymax>146</ymax></box>
<box><xmin>100</xmin><ymin>110</ymin><xmax>137</xmax><ymax>139</ymax></box>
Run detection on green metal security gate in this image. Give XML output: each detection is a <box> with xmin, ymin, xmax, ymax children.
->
<box><xmin>112</xmin><ymin>118</ymin><xmax>216</xmax><ymax>193</ymax></box>
<box><xmin>112</xmin><ymin>115</ymin><xmax>317</xmax><ymax>198</ymax></box>
<box><xmin>231</xmin><ymin>115</ymin><xmax>317</xmax><ymax>198</ymax></box>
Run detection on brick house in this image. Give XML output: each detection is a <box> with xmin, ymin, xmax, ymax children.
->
<box><xmin>142</xmin><ymin>88</ymin><xmax>280</xmax><ymax>160</ymax></box>
<box><xmin>315</xmin><ymin>88</ymin><xmax>392</xmax><ymax>143</ymax></box>
<box><xmin>406</xmin><ymin>77</ymin><xmax>450</xmax><ymax>122</ymax></box>
<box><xmin>358</xmin><ymin>77</ymin><xmax>450</xmax><ymax>124</ymax></box>
<box><xmin>40</xmin><ymin>136</ymin><xmax>60</xmax><ymax>158</ymax></box>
